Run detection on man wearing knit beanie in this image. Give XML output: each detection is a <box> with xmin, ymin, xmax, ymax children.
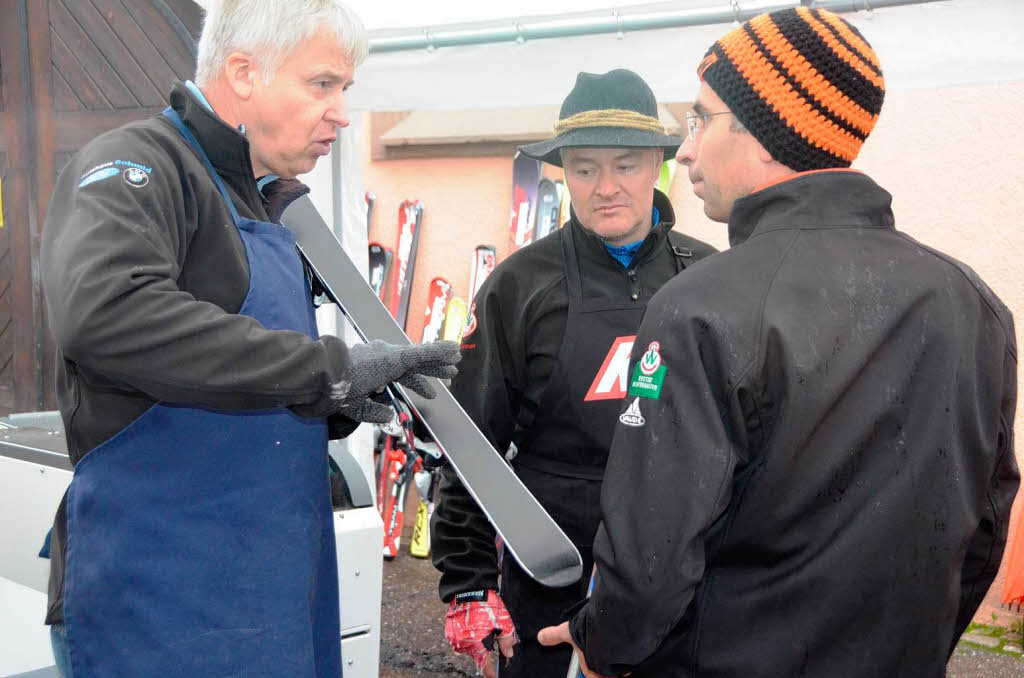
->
<box><xmin>538</xmin><ymin>7</ymin><xmax>1018</xmax><ymax>677</ymax></box>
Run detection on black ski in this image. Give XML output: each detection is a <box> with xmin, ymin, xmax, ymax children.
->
<box><xmin>368</xmin><ymin>242</ymin><xmax>392</xmax><ymax>300</ymax></box>
<box><xmin>282</xmin><ymin>196</ymin><xmax>582</xmax><ymax>588</ymax></box>
<box><xmin>536</xmin><ymin>178</ymin><xmax>560</xmax><ymax>240</ymax></box>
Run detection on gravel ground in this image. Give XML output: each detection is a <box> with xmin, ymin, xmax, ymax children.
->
<box><xmin>946</xmin><ymin>645</ymin><xmax>1024</xmax><ymax>678</ymax></box>
<box><xmin>379</xmin><ymin>551</ymin><xmax>478</xmax><ymax>678</ymax></box>
<box><xmin>377</xmin><ymin>494</ymin><xmax>1024</xmax><ymax>677</ymax></box>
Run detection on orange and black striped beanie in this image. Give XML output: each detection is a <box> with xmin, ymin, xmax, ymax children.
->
<box><xmin>697</xmin><ymin>7</ymin><xmax>884</xmax><ymax>172</ymax></box>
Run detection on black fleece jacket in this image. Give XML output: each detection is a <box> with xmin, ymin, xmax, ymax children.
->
<box><xmin>431</xmin><ymin>193</ymin><xmax>718</xmax><ymax>601</ymax></box>
<box><xmin>40</xmin><ymin>82</ymin><xmax>355</xmax><ymax>623</ymax></box>
<box><xmin>571</xmin><ymin>171</ymin><xmax>1018</xmax><ymax>678</ymax></box>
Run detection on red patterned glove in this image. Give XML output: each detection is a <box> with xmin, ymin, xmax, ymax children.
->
<box><xmin>444</xmin><ymin>590</ymin><xmax>517</xmax><ymax>669</ymax></box>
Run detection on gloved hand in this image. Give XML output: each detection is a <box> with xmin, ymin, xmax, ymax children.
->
<box><xmin>332</xmin><ymin>340</ymin><xmax>460</xmax><ymax>423</ymax></box>
<box><xmin>445</xmin><ymin>590</ymin><xmax>517</xmax><ymax>678</ymax></box>
<box><xmin>335</xmin><ymin>392</ymin><xmax>394</xmax><ymax>425</ymax></box>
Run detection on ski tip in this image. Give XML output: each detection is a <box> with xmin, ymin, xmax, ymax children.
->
<box><xmin>536</xmin><ymin>564</ymin><xmax>585</xmax><ymax>589</ymax></box>
<box><xmin>514</xmin><ymin>549</ymin><xmax>584</xmax><ymax>589</ymax></box>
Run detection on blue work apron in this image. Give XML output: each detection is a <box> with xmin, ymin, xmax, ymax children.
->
<box><xmin>61</xmin><ymin>108</ymin><xmax>341</xmax><ymax>677</ymax></box>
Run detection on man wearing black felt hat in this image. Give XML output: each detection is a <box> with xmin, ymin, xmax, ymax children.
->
<box><xmin>431</xmin><ymin>69</ymin><xmax>717</xmax><ymax>678</ymax></box>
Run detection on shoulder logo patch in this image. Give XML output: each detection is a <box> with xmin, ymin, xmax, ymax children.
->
<box><xmin>123</xmin><ymin>166</ymin><xmax>149</xmax><ymax>188</ymax></box>
<box><xmin>78</xmin><ymin>166</ymin><xmax>120</xmax><ymax>188</ymax></box>
<box><xmin>628</xmin><ymin>341</ymin><xmax>667</xmax><ymax>399</ymax></box>
<box><xmin>584</xmin><ymin>335</ymin><xmax>635</xmax><ymax>401</ymax></box>
<box><xmin>78</xmin><ymin>159</ymin><xmax>153</xmax><ymax>189</ymax></box>
<box><xmin>619</xmin><ymin>397</ymin><xmax>646</xmax><ymax>427</ymax></box>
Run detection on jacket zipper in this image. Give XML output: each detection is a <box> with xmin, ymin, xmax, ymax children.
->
<box><xmin>626</xmin><ymin>268</ymin><xmax>640</xmax><ymax>300</ymax></box>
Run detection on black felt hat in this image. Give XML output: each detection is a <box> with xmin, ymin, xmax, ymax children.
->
<box><xmin>518</xmin><ymin>69</ymin><xmax>682</xmax><ymax>167</ymax></box>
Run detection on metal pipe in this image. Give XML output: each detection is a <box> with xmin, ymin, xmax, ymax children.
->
<box><xmin>369</xmin><ymin>0</ymin><xmax>949</xmax><ymax>53</ymax></box>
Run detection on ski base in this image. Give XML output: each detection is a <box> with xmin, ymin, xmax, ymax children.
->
<box><xmin>282</xmin><ymin>196</ymin><xmax>582</xmax><ymax>588</ymax></box>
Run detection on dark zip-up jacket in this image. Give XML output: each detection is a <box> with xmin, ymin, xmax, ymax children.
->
<box><xmin>431</xmin><ymin>193</ymin><xmax>718</xmax><ymax>600</ymax></box>
<box><xmin>570</xmin><ymin>171</ymin><xmax>1019</xmax><ymax>677</ymax></box>
<box><xmin>40</xmin><ymin>82</ymin><xmax>355</xmax><ymax>624</ymax></box>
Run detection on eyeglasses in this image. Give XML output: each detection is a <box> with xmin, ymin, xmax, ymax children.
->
<box><xmin>685</xmin><ymin>110</ymin><xmax>733</xmax><ymax>141</ymax></box>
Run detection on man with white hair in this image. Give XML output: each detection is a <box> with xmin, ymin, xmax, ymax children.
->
<box><xmin>39</xmin><ymin>2</ymin><xmax>459</xmax><ymax>676</ymax></box>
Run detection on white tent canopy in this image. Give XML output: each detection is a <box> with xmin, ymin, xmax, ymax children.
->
<box><xmin>346</xmin><ymin>0</ymin><xmax>1024</xmax><ymax>111</ymax></box>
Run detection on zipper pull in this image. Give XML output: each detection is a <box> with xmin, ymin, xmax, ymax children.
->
<box><xmin>627</xmin><ymin>269</ymin><xmax>639</xmax><ymax>300</ymax></box>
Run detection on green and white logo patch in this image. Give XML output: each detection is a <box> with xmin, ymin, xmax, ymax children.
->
<box><xmin>628</xmin><ymin>340</ymin><xmax>666</xmax><ymax>399</ymax></box>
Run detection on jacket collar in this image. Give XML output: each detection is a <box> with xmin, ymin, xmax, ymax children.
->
<box><xmin>728</xmin><ymin>170</ymin><xmax>895</xmax><ymax>247</ymax></box>
<box><xmin>167</xmin><ymin>81</ymin><xmax>265</xmax><ymax>210</ymax></box>
<box><xmin>570</xmin><ymin>189</ymin><xmax>676</xmax><ymax>268</ymax></box>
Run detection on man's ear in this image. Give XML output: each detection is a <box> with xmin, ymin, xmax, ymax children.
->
<box><xmin>756</xmin><ymin>143</ymin><xmax>775</xmax><ymax>165</ymax></box>
<box><xmin>223</xmin><ymin>51</ymin><xmax>257</xmax><ymax>100</ymax></box>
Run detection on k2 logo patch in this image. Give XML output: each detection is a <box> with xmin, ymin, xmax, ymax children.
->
<box><xmin>584</xmin><ymin>335</ymin><xmax>635</xmax><ymax>401</ymax></box>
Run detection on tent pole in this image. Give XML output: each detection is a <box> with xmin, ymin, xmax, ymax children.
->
<box><xmin>369</xmin><ymin>0</ymin><xmax>948</xmax><ymax>53</ymax></box>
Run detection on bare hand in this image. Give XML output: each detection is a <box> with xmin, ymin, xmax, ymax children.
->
<box><xmin>480</xmin><ymin>632</ymin><xmax>518</xmax><ymax>678</ymax></box>
<box><xmin>537</xmin><ymin>621</ymin><xmax>616</xmax><ymax>678</ymax></box>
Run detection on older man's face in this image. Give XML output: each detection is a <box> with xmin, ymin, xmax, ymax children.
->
<box><xmin>246</xmin><ymin>29</ymin><xmax>354</xmax><ymax>179</ymax></box>
<box><xmin>561</xmin><ymin>147</ymin><xmax>662</xmax><ymax>246</ymax></box>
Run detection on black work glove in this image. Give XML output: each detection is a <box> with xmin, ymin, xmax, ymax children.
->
<box><xmin>336</xmin><ymin>391</ymin><xmax>394</xmax><ymax>425</ymax></box>
<box><xmin>332</xmin><ymin>340</ymin><xmax>460</xmax><ymax>424</ymax></box>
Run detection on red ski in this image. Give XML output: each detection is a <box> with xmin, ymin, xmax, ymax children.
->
<box><xmin>389</xmin><ymin>200</ymin><xmax>424</xmax><ymax>329</ymax></box>
<box><xmin>381</xmin><ymin>404</ymin><xmax>419</xmax><ymax>559</ymax></box>
<box><xmin>421</xmin><ymin>277</ymin><xmax>453</xmax><ymax>343</ymax></box>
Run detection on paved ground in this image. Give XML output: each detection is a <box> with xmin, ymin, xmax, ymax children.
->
<box><xmin>377</xmin><ymin>493</ymin><xmax>1024</xmax><ymax>677</ymax></box>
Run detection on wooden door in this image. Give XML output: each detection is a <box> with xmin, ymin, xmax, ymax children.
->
<box><xmin>0</xmin><ymin>0</ymin><xmax>201</xmax><ymax>414</ymax></box>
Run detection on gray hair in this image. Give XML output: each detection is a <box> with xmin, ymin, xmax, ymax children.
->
<box><xmin>195</xmin><ymin>0</ymin><xmax>369</xmax><ymax>86</ymax></box>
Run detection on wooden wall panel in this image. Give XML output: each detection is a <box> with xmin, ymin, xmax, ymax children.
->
<box><xmin>49</xmin><ymin>1</ymin><xmax>138</xmax><ymax>108</ymax></box>
<box><xmin>124</xmin><ymin>0</ymin><xmax>198</xmax><ymax>78</ymax></box>
<box><xmin>0</xmin><ymin>0</ymin><xmax>201</xmax><ymax>414</ymax></box>
<box><xmin>0</xmin><ymin>145</ymin><xmax>11</xmax><ymax>414</ymax></box>
<box><xmin>58</xmin><ymin>0</ymin><xmax>165</xmax><ymax>106</ymax></box>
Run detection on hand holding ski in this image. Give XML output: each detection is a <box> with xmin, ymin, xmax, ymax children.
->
<box><xmin>333</xmin><ymin>339</ymin><xmax>460</xmax><ymax>423</ymax></box>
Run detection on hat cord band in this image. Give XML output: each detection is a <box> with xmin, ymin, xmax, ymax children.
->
<box><xmin>554</xmin><ymin>108</ymin><xmax>665</xmax><ymax>136</ymax></box>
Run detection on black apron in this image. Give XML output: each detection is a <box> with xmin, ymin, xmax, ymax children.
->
<box><xmin>498</xmin><ymin>224</ymin><xmax>686</xmax><ymax>677</ymax></box>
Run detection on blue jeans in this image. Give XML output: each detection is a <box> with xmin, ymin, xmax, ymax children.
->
<box><xmin>50</xmin><ymin>623</ymin><xmax>73</xmax><ymax>678</ymax></box>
